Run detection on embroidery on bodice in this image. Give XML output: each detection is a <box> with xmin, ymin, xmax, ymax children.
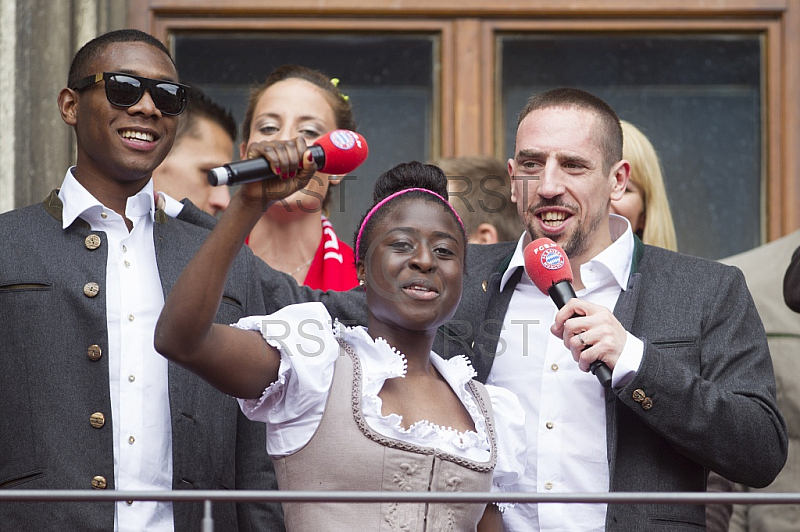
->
<box><xmin>336</xmin><ymin>337</ymin><xmax>498</xmax><ymax>472</ymax></box>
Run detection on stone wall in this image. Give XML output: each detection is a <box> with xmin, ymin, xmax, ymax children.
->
<box><xmin>0</xmin><ymin>0</ymin><xmax>127</xmax><ymax>213</ymax></box>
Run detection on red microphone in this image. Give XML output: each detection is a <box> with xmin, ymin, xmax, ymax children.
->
<box><xmin>524</xmin><ymin>237</ymin><xmax>613</xmax><ymax>388</ymax></box>
<box><xmin>207</xmin><ymin>129</ymin><xmax>369</xmax><ymax>186</ymax></box>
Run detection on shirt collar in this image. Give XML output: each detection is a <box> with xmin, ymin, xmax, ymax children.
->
<box><xmin>580</xmin><ymin>214</ymin><xmax>634</xmax><ymax>293</ymax></box>
<box><xmin>158</xmin><ymin>191</ymin><xmax>185</xmax><ymax>218</ymax></box>
<box><xmin>58</xmin><ymin>167</ymin><xmax>157</xmax><ymax>229</ymax></box>
<box><xmin>500</xmin><ymin>233</ymin><xmax>529</xmax><ymax>292</ymax></box>
<box><xmin>499</xmin><ymin>214</ymin><xmax>634</xmax><ymax>293</ymax></box>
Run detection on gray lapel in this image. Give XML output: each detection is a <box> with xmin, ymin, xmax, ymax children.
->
<box><xmin>152</xmin><ymin>215</ymin><xmax>198</xmax><ymax>425</ymax></box>
<box><xmin>473</xmin><ymin>267</ymin><xmax>523</xmax><ymax>383</ymax></box>
<box><xmin>606</xmin><ymin>269</ymin><xmax>643</xmax><ymax>487</ymax></box>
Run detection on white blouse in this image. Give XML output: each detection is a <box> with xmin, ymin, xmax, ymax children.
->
<box><xmin>235</xmin><ymin>302</ymin><xmax>527</xmax><ymax>492</ymax></box>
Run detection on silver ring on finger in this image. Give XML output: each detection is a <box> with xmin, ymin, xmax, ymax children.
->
<box><xmin>577</xmin><ymin>332</ymin><xmax>587</xmax><ymax>346</ymax></box>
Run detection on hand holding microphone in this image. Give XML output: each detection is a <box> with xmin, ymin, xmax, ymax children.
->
<box><xmin>524</xmin><ymin>237</ymin><xmax>613</xmax><ymax>388</ymax></box>
<box><xmin>208</xmin><ymin>129</ymin><xmax>369</xmax><ymax>186</ymax></box>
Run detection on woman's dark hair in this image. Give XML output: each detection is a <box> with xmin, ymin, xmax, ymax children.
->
<box><xmin>354</xmin><ymin>161</ymin><xmax>468</xmax><ymax>265</ymax></box>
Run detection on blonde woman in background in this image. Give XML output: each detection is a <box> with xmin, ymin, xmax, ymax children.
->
<box><xmin>611</xmin><ymin>120</ymin><xmax>678</xmax><ymax>251</ymax></box>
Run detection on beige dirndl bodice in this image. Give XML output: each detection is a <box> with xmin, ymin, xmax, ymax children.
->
<box><xmin>272</xmin><ymin>338</ymin><xmax>498</xmax><ymax>532</ymax></box>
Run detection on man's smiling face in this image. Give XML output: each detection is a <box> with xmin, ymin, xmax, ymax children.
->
<box><xmin>509</xmin><ymin>106</ymin><xmax>627</xmax><ymax>262</ymax></box>
<box><xmin>64</xmin><ymin>41</ymin><xmax>180</xmax><ymax>187</ymax></box>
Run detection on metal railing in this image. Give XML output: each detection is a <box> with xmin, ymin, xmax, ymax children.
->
<box><xmin>2</xmin><ymin>490</ymin><xmax>799</xmax><ymax>531</ymax></box>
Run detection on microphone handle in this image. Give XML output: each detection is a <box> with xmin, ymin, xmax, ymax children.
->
<box><xmin>549</xmin><ymin>280</ymin><xmax>577</xmax><ymax>309</ymax></box>
<box><xmin>208</xmin><ymin>145</ymin><xmax>326</xmax><ymax>186</ymax></box>
<box><xmin>548</xmin><ymin>281</ymin><xmax>613</xmax><ymax>388</ymax></box>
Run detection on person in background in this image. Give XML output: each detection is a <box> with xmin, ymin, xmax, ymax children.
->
<box><xmin>242</xmin><ymin>65</ymin><xmax>358</xmax><ymax>290</ymax></box>
<box><xmin>155</xmin><ymin>158</ymin><xmax>527</xmax><ymax>532</ymax></box>
<box><xmin>724</xmin><ymin>229</ymin><xmax>800</xmax><ymax>531</ymax></box>
<box><xmin>610</xmin><ymin>120</ymin><xmax>677</xmax><ymax>251</ymax></box>
<box><xmin>434</xmin><ymin>155</ymin><xmax>523</xmax><ymax>244</ymax></box>
<box><xmin>152</xmin><ymin>86</ymin><xmax>236</xmax><ymax>216</ymax></box>
<box><xmin>0</xmin><ymin>29</ymin><xmax>282</xmax><ymax>531</ymax></box>
<box><xmin>785</xmin><ymin>241</ymin><xmax>800</xmax><ymax>312</ymax></box>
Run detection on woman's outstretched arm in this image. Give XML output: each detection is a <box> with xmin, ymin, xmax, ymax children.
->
<box><xmin>155</xmin><ymin>137</ymin><xmax>314</xmax><ymax>399</ymax></box>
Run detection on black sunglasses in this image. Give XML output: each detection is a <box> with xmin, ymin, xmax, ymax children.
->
<box><xmin>71</xmin><ymin>72</ymin><xmax>189</xmax><ymax>116</ymax></box>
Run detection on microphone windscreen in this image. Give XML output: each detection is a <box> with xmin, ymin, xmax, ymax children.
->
<box><xmin>524</xmin><ymin>238</ymin><xmax>573</xmax><ymax>295</ymax></box>
<box><xmin>313</xmin><ymin>130</ymin><xmax>369</xmax><ymax>174</ymax></box>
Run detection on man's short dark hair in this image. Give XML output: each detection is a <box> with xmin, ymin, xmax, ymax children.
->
<box><xmin>68</xmin><ymin>29</ymin><xmax>173</xmax><ymax>88</ymax></box>
<box><xmin>176</xmin><ymin>87</ymin><xmax>237</xmax><ymax>145</ymax></box>
<box><xmin>516</xmin><ymin>87</ymin><xmax>623</xmax><ymax>173</ymax></box>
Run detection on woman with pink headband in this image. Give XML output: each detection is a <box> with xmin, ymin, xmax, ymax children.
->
<box><xmin>156</xmin><ymin>149</ymin><xmax>525</xmax><ymax>531</ymax></box>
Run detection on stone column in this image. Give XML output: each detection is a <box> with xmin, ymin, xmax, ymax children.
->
<box><xmin>0</xmin><ymin>0</ymin><xmax>126</xmax><ymax>213</ymax></box>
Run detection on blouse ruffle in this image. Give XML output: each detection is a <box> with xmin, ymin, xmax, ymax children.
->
<box><xmin>234</xmin><ymin>302</ymin><xmax>526</xmax><ymax>490</ymax></box>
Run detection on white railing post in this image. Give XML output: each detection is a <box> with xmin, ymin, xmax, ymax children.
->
<box><xmin>201</xmin><ymin>499</ymin><xmax>214</xmax><ymax>532</ymax></box>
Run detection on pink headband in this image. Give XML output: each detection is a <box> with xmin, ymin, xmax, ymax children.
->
<box><xmin>355</xmin><ymin>187</ymin><xmax>465</xmax><ymax>259</ymax></box>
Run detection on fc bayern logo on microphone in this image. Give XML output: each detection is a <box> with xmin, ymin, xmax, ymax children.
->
<box><xmin>329</xmin><ymin>130</ymin><xmax>356</xmax><ymax>151</ymax></box>
<box><xmin>541</xmin><ymin>248</ymin><xmax>565</xmax><ymax>270</ymax></box>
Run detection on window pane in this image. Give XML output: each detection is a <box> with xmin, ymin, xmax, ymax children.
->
<box><xmin>501</xmin><ymin>34</ymin><xmax>762</xmax><ymax>259</ymax></box>
<box><xmin>173</xmin><ymin>33</ymin><xmax>437</xmax><ymax>241</ymax></box>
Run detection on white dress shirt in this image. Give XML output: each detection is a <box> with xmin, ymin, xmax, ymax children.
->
<box><xmin>489</xmin><ymin>215</ymin><xmax>643</xmax><ymax>531</ymax></box>
<box><xmin>59</xmin><ymin>169</ymin><xmax>174</xmax><ymax>532</ymax></box>
<box><xmin>235</xmin><ymin>302</ymin><xmax>528</xmax><ymax>495</ymax></box>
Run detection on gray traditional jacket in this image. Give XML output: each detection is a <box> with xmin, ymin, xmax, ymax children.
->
<box><xmin>725</xmin><ymin>230</ymin><xmax>800</xmax><ymax>532</ymax></box>
<box><xmin>434</xmin><ymin>239</ymin><xmax>787</xmax><ymax>530</ymax></box>
<box><xmin>0</xmin><ymin>193</ymin><xmax>283</xmax><ymax>532</ymax></box>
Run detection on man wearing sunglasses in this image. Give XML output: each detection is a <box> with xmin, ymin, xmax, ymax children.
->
<box><xmin>0</xmin><ymin>29</ymin><xmax>283</xmax><ymax>532</ymax></box>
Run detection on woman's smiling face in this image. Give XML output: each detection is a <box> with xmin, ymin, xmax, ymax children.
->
<box><xmin>241</xmin><ymin>78</ymin><xmax>340</xmax><ymax>218</ymax></box>
<box><xmin>359</xmin><ymin>197</ymin><xmax>465</xmax><ymax>337</ymax></box>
